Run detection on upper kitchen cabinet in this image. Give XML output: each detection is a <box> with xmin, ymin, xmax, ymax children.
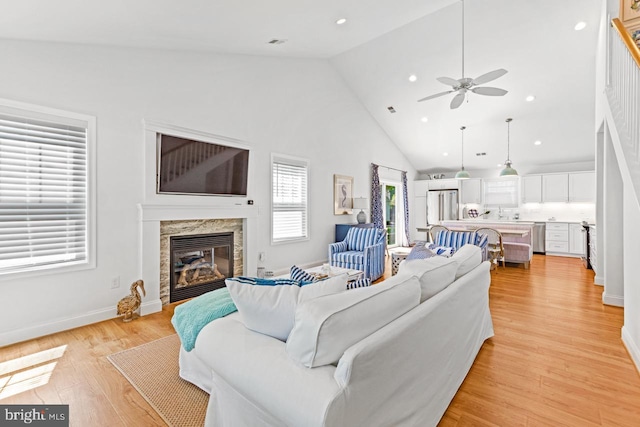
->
<box><xmin>542</xmin><ymin>174</ymin><xmax>568</xmax><ymax>202</ymax></box>
<box><xmin>414</xmin><ymin>180</ymin><xmax>430</xmax><ymax>197</ymax></box>
<box><xmin>460</xmin><ymin>178</ymin><xmax>482</xmax><ymax>204</ymax></box>
<box><xmin>568</xmin><ymin>172</ymin><xmax>595</xmax><ymax>202</ymax></box>
<box><xmin>521</xmin><ymin>175</ymin><xmax>542</xmax><ymax>203</ymax></box>
<box><xmin>428</xmin><ymin>179</ymin><xmax>460</xmax><ymax>191</ymax></box>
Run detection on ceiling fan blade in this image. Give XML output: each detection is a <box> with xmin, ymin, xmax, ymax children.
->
<box><xmin>471</xmin><ymin>86</ymin><xmax>508</xmax><ymax>96</ymax></box>
<box><xmin>436</xmin><ymin>76</ymin><xmax>461</xmax><ymax>87</ymax></box>
<box><xmin>417</xmin><ymin>90</ymin><xmax>455</xmax><ymax>102</ymax></box>
<box><xmin>471</xmin><ymin>68</ymin><xmax>508</xmax><ymax>85</ymax></box>
<box><xmin>450</xmin><ymin>92</ymin><xmax>466</xmax><ymax>109</ymax></box>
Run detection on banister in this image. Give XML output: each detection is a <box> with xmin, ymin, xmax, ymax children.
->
<box><xmin>612</xmin><ymin>18</ymin><xmax>640</xmax><ymax>69</ymax></box>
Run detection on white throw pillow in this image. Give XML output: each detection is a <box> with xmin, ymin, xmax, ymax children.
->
<box><xmin>286</xmin><ymin>276</ymin><xmax>421</xmax><ymax>368</ymax></box>
<box><xmin>396</xmin><ymin>256</ymin><xmax>458</xmax><ymax>302</ymax></box>
<box><xmin>225</xmin><ymin>279</ymin><xmax>300</xmax><ymax>341</ymax></box>
<box><xmin>298</xmin><ymin>274</ymin><xmax>348</xmax><ymax>303</ymax></box>
<box><xmin>450</xmin><ymin>244</ymin><xmax>482</xmax><ymax>279</ymax></box>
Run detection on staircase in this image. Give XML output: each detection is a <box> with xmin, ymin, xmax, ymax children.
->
<box><xmin>606</xmin><ymin>18</ymin><xmax>640</xmax><ymax>203</ymax></box>
<box><xmin>605</xmin><ymin>18</ymin><xmax>640</xmax><ymax>374</ymax></box>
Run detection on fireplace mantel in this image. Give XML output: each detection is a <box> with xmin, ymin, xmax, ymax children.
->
<box><xmin>137</xmin><ymin>203</ymin><xmax>258</xmax><ymax>316</ymax></box>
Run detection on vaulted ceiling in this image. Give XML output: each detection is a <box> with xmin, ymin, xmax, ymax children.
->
<box><xmin>0</xmin><ymin>0</ymin><xmax>603</xmax><ymax>174</ymax></box>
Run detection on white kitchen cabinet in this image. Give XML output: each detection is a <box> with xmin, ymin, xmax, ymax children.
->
<box><xmin>413</xmin><ymin>180</ymin><xmax>430</xmax><ymax>197</ymax></box>
<box><xmin>568</xmin><ymin>172</ymin><xmax>595</xmax><ymax>202</ymax></box>
<box><xmin>545</xmin><ymin>222</ymin><xmax>569</xmax><ymax>253</ymax></box>
<box><xmin>428</xmin><ymin>179</ymin><xmax>459</xmax><ymax>190</ymax></box>
<box><xmin>542</xmin><ymin>174</ymin><xmax>569</xmax><ymax>202</ymax></box>
<box><xmin>413</xmin><ymin>195</ymin><xmax>428</xmax><ymax>230</ymax></box>
<box><xmin>569</xmin><ymin>223</ymin><xmax>585</xmax><ymax>255</ymax></box>
<box><xmin>521</xmin><ymin>175</ymin><xmax>542</xmax><ymax>203</ymax></box>
<box><xmin>461</xmin><ymin>178</ymin><xmax>482</xmax><ymax>204</ymax></box>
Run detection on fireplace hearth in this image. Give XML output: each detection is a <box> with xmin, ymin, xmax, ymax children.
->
<box><xmin>169</xmin><ymin>232</ymin><xmax>233</xmax><ymax>302</ymax></box>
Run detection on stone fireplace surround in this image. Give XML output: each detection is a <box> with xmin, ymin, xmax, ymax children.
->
<box><xmin>138</xmin><ymin>203</ymin><xmax>258</xmax><ymax>316</ymax></box>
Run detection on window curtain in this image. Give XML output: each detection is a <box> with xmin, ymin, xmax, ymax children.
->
<box><xmin>370</xmin><ymin>164</ymin><xmax>383</xmax><ymax>229</ymax></box>
<box><xmin>401</xmin><ymin>171</ymin><xmax>410</xmax><ymax>246</ymax></box>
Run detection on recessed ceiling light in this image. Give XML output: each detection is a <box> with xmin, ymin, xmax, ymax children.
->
<box><xmin>408</xmin><ymin>74</ymin><xmax>417</xmax><ymax>82</ymax></box>
<box><xmin>526</xmin><ymin>95</ymin><xmax>536</xmax><ymax>102</ymax></box>
<box><xmin>497</xmin><ymin>164</ymin><xmax>503</xmax><ymax>167</ymax></box>
<box><xmin>336</xmin><ymin>18</ymin><xmax>347</xmax><ymax>25</ymax></box>
<box><xmin>443</xmin><ymin>152</ymin><xmax>449</xmax><ymax>157</ymax></box>
<box><xmin>534</xmin><ymin>140</ymin><xmax>542</xmax><ymax>146</ymax></box>
<box><xmin>421</xmin><ymin>116</ymin><xmax>428</xmax><ymax>123</ymax></box>
<box><xmin>575</xmin><ymin>21</ymin><xmax>587</xmax><ymax>31</ymax></box>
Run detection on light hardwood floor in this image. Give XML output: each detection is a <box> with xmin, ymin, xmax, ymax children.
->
<box><xmin>1</xmin><ymin>255</ymin><xmax>640</xmax><ymax>426</ymax></box>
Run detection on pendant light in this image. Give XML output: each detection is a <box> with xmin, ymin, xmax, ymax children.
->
<box><xmin>455</xmin><ymin>126</ymin><xmax>470</xmax><ymax>179</ymax></box>
<box><xmin>499</xmin><ymin>118</ymin><xmax>518</xmax><ymax>177</ymax></box>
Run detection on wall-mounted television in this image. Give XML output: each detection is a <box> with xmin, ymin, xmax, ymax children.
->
<box><xmin>156</xmin><ymin>133</ymin><xmax>249</xmax><ymax>196</ymax></box>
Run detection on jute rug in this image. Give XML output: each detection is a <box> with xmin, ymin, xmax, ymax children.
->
<box><xmin>107</xmin><ymin>334</ymin><xmax>208</xmax><ymax>427</ymax></box>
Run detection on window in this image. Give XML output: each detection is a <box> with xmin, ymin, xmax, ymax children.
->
<box><xmin>271</xmin><ymin>154</ymin><xmax>308</xmax><ymax>244</ymax></box>
<box><xmin>483</xmin><ymin>177</ymin><xmax>519</xmax><ymax>207</ymax></box>
<box><xmin>381</xmin><ymin>182</ymin><xmax>398</xmax><ymax>247</ymax></box>
<box><xmin>0</xmin><ymin>100</ymin><xmax>95</xmax><ymax>276</ymax></box>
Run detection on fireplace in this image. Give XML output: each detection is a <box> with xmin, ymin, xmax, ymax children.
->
<box><xmin>169</xmin><ymin>232</ymin><xmax>233</xmax><ymax>302</ymax></box>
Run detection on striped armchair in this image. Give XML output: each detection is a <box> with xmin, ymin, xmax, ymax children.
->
<box><xmin>329</xmin><ymin>227</ymin><xmax>386</xmax><ymax>281</ymax></box>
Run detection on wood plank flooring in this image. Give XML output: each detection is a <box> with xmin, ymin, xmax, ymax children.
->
<box><xmin>1</xmin><ymin>254</ymin><xmax>639</xmax><ymax>426</ymax></box>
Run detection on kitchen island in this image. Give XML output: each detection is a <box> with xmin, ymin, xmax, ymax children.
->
<box><xmin>440</xmin><ymin>220</ymin><xmax>534</xmax><ymax>268</ymax></box>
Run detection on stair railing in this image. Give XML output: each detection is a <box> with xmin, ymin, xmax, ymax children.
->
<box><xmin>608</xmin><ymin>18</ymin><xmax>640</xmax><ymax>164</ymax></box>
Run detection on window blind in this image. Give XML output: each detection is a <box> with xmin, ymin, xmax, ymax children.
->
<box><xmin>483</xmin><ymin>177</ymin><xmax>519</xmax><ymax>207</ymax></box>
<box><xmin>0</xmin><ymin>113</ymin><xmax>89</xmax><ymax>274</ymax></box>
<box><xmin>272</xmin><ymin>155</ymin><xmax>308</xmax><ymax>243</ymax></box>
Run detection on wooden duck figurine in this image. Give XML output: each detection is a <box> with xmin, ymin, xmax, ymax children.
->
<box><xmin>117</xmin><ymin>280</ymin><xmax>145</xmax><ymax>322</ymax></box>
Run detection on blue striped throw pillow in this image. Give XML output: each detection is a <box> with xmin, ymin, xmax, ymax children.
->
<box><xmin>229</xmin><ymin>277</ymin><xmax>300</xmax><ymax>286</ymax></box>
<box><xmin>346</xmin><ymin>278</ymin><xmax>371</xmax><ymax>290</ymax></box>
<box><xmin>290</xmin><ymin>265</ymin><xmax>318</xmax><ymax>283</ymax></box>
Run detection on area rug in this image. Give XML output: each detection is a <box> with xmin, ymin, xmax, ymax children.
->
<box><xmin>107</xmin><ymin>334</ymin><xmax>208</xmax><ymax>427</ymax></box>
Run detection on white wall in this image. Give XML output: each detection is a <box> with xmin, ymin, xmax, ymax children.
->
<box><xmin>0</xmin><ymin>40</ymin><xmax>415</xmax><ymax>345</ymax></box>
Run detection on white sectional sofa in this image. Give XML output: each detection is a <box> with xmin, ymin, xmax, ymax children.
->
<box><xmin>178</xmin><ymin>245</ymin><xmax>494</xmax><ymax>427</ymax></box>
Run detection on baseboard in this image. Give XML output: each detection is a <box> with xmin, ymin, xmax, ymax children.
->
<box><xmin>622</xmin><ymin>326</ymin><xmax>640</xmax><ymax>375</ymax></box>
<box><xmin>602</xmin><ymin>292</ymin><xmax>624</xmax><ymax>307</ymax></box>
<box><xmin>0</xmin><ymin>298</ymin><xmax>163</xmax><ymax>347</ymax></box>
<box><xmin>140</xmin><ymin>298</ymin><xmax>163</xmax><ymax>316</ymax></box>
<box><xmin>594</xmin><ymin>275</ymin><xmax>604</xmax><ymax>286</ymax></box>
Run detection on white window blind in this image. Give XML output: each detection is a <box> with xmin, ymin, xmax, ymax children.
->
<box><xmin>483</xmin><ymin>177</ymin><xmax>519</xmax><ymax>207</ymax></box>
<box><xmin>272</xmin><ymin>155</ymin><xmax>308</xmax><ymax>243</ymax></box>
<box><xmin>0</xmin><ymin>109</ymin><xmax>90</xmax><ymax>275</ymax></box>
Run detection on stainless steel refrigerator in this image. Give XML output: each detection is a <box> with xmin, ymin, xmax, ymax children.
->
<box><xmin>427</xmin><ymin>189</ymin><xmax>459</xmax><ymax>224</ymax></box>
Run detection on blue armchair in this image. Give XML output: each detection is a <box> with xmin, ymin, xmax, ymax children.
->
<box><xmin>329</xmin><ymin>227</ymin><xmax>386</xmax><ymax>281</ymax></box>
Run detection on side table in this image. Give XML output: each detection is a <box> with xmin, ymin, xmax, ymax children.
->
<box><xmin>391</xmin><ymin>252</ymin><xmax>409</xmax><ymax>276</ymax></box>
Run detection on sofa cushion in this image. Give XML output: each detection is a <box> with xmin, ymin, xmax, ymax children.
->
<box><xmin>298</xmin><ymin>274</ymin><xmax>348</xmax><ymax>302</ymax></box>
<box><xmin>450</xmin><ymin>244</ymin><xmax>483</xmax><ymax>279</ymax></box>
<box><xmin>396</xmin><ymin>256</ymin><xmax>458</xmax><ymax>302</ymax></box>
<box><xmin>345</xmin><ymin>227</ymin><xmax>380</xmax><ymax>251</ymax></box>
<box><xmin>286</xmin><ymin>276</ymin><xmax>421</xmax><ymax>368</ymax></box>
<box><xmin>225</xmin><ymin>275</ymin><xmax>349</xmax><ymax>342</ymax></box>
<box><xmin>226</xmin><ymin>278</ymin><xmax>300</xmax><ymax>341</ymax></box>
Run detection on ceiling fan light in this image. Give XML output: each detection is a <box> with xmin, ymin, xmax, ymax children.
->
<box><xmin>455</xmin><ymin>168</ymin><xmax>471</xmax><ymax>179</ymax></box>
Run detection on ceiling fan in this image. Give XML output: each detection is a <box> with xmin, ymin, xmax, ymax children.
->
<box><xmin>417</xmin><ymin>0</ymin><xmax>508</xmax><ymax>109</ymax></box>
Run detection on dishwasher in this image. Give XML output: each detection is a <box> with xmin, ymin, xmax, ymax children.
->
<box><xmin>533</xmin><ymin>222</ymin><xmax>546</xmax><ymax>254</ymax></box>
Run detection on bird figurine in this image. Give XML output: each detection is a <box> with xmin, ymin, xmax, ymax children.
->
<box><xmin>117</xmin><ymin>279</ymin><xmax>146</xmax><ymax>322</ymax></box>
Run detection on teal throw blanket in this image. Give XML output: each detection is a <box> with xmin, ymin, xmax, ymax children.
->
<box><xmin>171</xmin><ymin>287</ymin><xmax>237</xmax><ymax>352</ymax></box>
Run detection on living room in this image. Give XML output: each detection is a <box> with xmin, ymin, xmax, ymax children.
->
<box><xmin>2</xmin><ymin>0</ymin><xmax>640</xmax><ymax>425</ymax></box>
